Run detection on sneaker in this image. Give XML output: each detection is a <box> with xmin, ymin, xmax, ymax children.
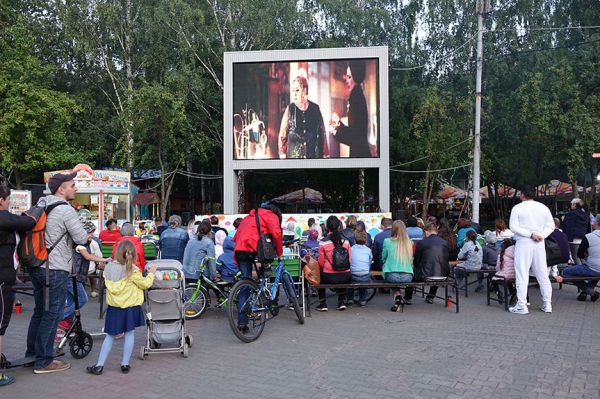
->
<box><xmin>357</xmin><ymin>301</ymin><xmax>367</xmax><ymax>307</ymax></box>
<box><xmin>577</xmin><ymin>292</ymin><xmax>587</xmax><ymax>302</ymax></box>
<box><xmin>34</xmin><ymin>360</ymin><xmax>70</xmax><ymax>374</ymax></box>
<box><xmin>90</xmin><ymin>291</ymin><xmax>98</xmax><ymax>298</ymax></box>
<box><xmin>315</xmin><ymin>303</ymin><xmax>328</xmax><ymax>312</ymax></box>
<box><xmin>0</xmin><ymin>373</ymin><xmax>14</xmax><ymax>386</ymax></box>
<box><xmin>57</xmin><ymin>319</ymin><xmax>72</xmax><ymax>331</ymax></box>
<box><xmin>540</xmin><ymin>304</ymin><xmax>552</xmax><ymax>313</ymax></box>
<box><xmin>425</xmin><ymin>296</ymin><xmax>434</xmax><ymax>304</ymax></box>
<box><xmin>509</xmin><ymin>305</ymin><xmax>529</xmax><ymax>315</ymax></box>
<box><xmin>337</xmin><ymin>303</ymin><xmax>347</xmax><ymax>311</ymax></box>
<box><xmin>345</xmin><ymin>300</ymin><xmax>354</xmax><ymax>307</ymax></box>
<box><xmin>591</xmin><ymin>291</ymin><xmax>599</xmax><ymax>302</ymax></box>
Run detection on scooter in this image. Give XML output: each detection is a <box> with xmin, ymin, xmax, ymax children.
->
<box><xmin>1</xmin><ymin>274</ymin><xmax>94</xmax><ymax>369</ymax></box>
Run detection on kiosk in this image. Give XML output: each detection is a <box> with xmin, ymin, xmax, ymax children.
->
<box><xmin>44</xmin><ymin>164</ymin><xmax>131</xmax><ymax>230</ymax></box>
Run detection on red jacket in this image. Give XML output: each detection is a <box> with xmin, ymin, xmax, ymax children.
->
<box><xmin>99</xmin><ymin>229</ymin><xmax>121</xmax><ymax>244</ymax></box>
<box><xmin>111</xmin><ymin>236</ymin><xmax>146</xmax><ymax>271</ymax></box>
<box><xmin>233</xmin><ymin>209</ymin><xmax>283</xmax><ymax>263</ymax></box>
<box><xmin>318</xmin><ymin>235</ymin><xmax>352</xmax><ymax>274</ymax></box>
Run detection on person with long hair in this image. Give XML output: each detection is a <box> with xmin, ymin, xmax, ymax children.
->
<box><xmin>382</xmin><ymin>221</ymin><xmax>414</xmax><ymax>312</ymax></box>
<box><xmin>494</xmin><ymin>219</ymin><xmax>513</xmax><ymax>249</ymax></box>
<box><xmin>437</xmin><ymin>218</ymin><xmax>457</xmax><ymax>260</ymax></box>
<box><xmin>454</xmin><ymin>230</ymin><xmax>483</xmax><ymax>282</ymax></box>
<box><xmin>491</xmin><ymin>239</ymin><xmax>517</xmax><ymax>306</ymax></box>
<box><xmin>182</xmin><ymin>221</ymin><xmax>216</xmax><ymax>284</ymax></box>
<box><xmin>316</xmin><ymin>216</ymin><xmax>352</xmax><ymax>311</ymax></box>
<box><xmin>456</xmin><ymin>217</ymin><xmax>476</xmax><ymax>249</ymax></box>
<box><xmin>87</xmin><ymin>241</ymin><xmax>157</xmax><ymax>375</ymax></box>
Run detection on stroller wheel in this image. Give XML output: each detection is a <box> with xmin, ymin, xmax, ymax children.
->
<box><xmin>186</xmin><ymin>335</ymin><xmax>193</xmax><ymax>348</ymax></box>
<box><xmin>182</xmin><ymin>343</ymin><xmax>189</xmax><ymax>358</ymax></box>
<box><xmin>139</xmin><ymin>346</ymin><xmax>146</xmax><ymax>360</ymax></box>
<box><xmin>69</xmin><ymin>332</ymin><xmax>93</xmax><ymax>359</ymax></box>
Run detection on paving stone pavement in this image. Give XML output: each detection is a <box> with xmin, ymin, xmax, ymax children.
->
<box><xmin>2</xmin><ymin>283</ymin><xmax>600</xmax><ymax>399</ymax></box>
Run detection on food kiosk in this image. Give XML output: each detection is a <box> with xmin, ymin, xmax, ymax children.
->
<box><xmin>44</xmin><ymin>164</ymin><xmax>131</xmax><ymax>231</ymax></box>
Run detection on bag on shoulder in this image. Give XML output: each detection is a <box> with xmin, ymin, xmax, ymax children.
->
<box><xmin>17</xmin><ymin>201</ymin><xmax>68</xmax><ymax>268</ymax></box>
<box><xmin>328</xmin><ymin>242</ymin><xmax>350</xmax><ymax>271</ymax></box>
<box><xmin>545</xmin><ymin>236</ymin><xmax>568</xmax><ymax>266</ymax></box>
<box><xmin>254</xmin><ymin>209</ymin><xmax>276</xmax><ymax>263</ymax></box>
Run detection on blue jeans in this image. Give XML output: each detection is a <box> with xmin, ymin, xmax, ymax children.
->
<box><xmin>347</xmin><ymin>274</ymin><xmax>371</xmax><ymax>302</ymax></box>
<box><xmin>63</xmin><ymin>278</ymin><xmax>88</xmax><ymax>320</ymax></box>
<box><xmin>562</xmin><ymin>264</ymin><xmax>600</xmax><ymax>295</ymax></box>
<box><xmin>236</xmin><ymin>256</ymin><xmax>254</xmax><ymax>327</ymax></box>
<box><xmin>384</xmin><ymin>272</ymin><xmax>413</xmax><ymax>284</ymax></box>
<box><xmin>26</xmin><ymin>268</ymin><xmax>69</xmax><ymax>369</ymax></box>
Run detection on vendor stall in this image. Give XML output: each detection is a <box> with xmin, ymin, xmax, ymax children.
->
<box><xmin>44</xmin><ymin>164</ymin><xmax>131</xmax><ymax>230</ymax></box>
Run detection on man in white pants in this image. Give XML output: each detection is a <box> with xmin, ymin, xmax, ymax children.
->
<box><xmin>509</xmin><ymin>186</ymin><xmax>555</xmax><ymax>314</ymax></box>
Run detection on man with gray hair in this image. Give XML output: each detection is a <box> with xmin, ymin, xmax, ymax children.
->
<box><xmin>159</xmin><ymin>215</ymin><xmax>188</xmax><ymax>263</ymax></box>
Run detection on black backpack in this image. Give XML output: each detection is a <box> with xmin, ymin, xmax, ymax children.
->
<box><xmin>328</xmin><ymin>241</ymin><xmax>350</xmax><ymax>271</ymax></box>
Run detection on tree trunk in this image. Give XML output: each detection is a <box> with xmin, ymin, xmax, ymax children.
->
<box><xmin>237</xmin><ymin>171</ymin><xmax>245</xmax><ymax>213</ymax></box>
<box><xmin>14</xmin><ymin>170</ymin><xmax>22</xmax><ymax>189</ymax></box>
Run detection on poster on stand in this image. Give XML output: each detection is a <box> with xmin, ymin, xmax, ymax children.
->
<box><xmin>9</xmin><ymin>190</ymin><xmax>31</xmax><ymax>215</ymax></box>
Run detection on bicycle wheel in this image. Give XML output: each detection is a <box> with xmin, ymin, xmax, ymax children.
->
<box><xmin>227</xmin><ymin>279</ymin><xmax>266</xmax><ymax>343</ymax></box>
<box><xmin>183</xmin><ymin>285</ymin><xmax>209</xmax><ymax>319</ymax></box>
<box><xmin>354</xmin><ymin>288</ymin><xmax>377</xmax><ymax>303</ymax></box>
<box><xmin>282</xmin><ymin>273</ymin><xmax>304</xmax><ymax>324</ymax></box>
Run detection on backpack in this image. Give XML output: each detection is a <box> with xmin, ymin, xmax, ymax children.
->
<box><xmin>17</xmin><ymin>201</ymin><xmax>68</xmax><ymax>268</ymax></box>
<box><xmin>327</xmin><ymin>241</ymin><xmax>350</xmax><ymax>271</ymax></box>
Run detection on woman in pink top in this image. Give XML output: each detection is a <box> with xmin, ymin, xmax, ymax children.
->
<box><xmin>316</xmin><ymin>216</ymin><xmax>352</xmax><ymax>312</ymax></box>
<box><xmin>491</xmin><ymin>239</ymin><xmax>516</xmax><ymax>306</ymax></box>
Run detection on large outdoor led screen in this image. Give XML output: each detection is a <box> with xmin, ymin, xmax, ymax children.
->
<box><xmin>233</xmin><ymin>58</ymin><xmax>379</xmax><ymax>160</ymax></box>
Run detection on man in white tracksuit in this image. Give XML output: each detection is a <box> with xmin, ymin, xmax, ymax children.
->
<box><xmin>509</xmin><ymin>186</ymin><xmax>555</xmax><ymax>314</ymax></box>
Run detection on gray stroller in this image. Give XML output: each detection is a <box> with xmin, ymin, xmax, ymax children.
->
<box><xmin>139</xmin><ymin>260</ymin><xmax>192</xmax><ymax>359</ymax></box>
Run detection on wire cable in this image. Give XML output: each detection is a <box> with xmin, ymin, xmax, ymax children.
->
<box><xmin>390</xmin><ymin>163</ymin><xmax>472</xmax><ymax>173</ymax></box>
<box><xmin>389</xmin><ymin>137</ymin><xmax>471</xmax><ymax>168</ymax></box>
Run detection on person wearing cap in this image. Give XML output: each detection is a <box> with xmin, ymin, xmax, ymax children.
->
<box><xmin>57</xmin><ymin>222</ymin><xmax>111</xmax><ymax>337</ymax></box>
<box><xmin>26</xmin><ymin>171</ymin><xmax>88</xmax><ymax>374</ymax></box>
<box><xmin>0</xmin><ymin>185</ymin><xmax>37</xmax><ymax>386</ymax></box>
<box><xmin>331</xmin><ymin>60</ymin><xmax>371</xmax><ymax>158</ymax></box>
<box><xmin>562</xmin><ymin>198</ymin><xmax>592</xmax><ymax>265</ymax></box>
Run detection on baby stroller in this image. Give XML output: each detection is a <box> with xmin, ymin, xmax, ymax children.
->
<box><xmin>139</xmin><ymin>260</ymin><xmax>192</xmax><ymax>359</ymax></box>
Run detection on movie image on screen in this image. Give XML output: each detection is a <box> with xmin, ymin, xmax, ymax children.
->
<box><xmin>233</xmin><ymin>58</ymin><xmax>379</xmax><ymax>160</ymax></box>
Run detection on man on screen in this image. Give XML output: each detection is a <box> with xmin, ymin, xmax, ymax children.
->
<box><xmin>278</xmin><ymin>75</ymin><xmax>325</xmax><ymax>159</ymax></box>
<box><xmin>332</xmin><ymin>60</ymin><xmax>371</xmax><ymax>158</ymax></box>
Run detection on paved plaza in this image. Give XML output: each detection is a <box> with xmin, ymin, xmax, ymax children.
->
<box><xmin>3</xmin><ymin>283</ymin><xmax>600</xmax><ymax>399</ymax></box>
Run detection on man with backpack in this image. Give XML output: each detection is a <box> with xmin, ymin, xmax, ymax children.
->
<box><xmin>25</xmin><ymin>172</ymin><xmax>87</xmax><ymax>374</ymax></box>
<box><xmin>0</xmin><ymin>185</ymin><xmax>37</xmax><ymax>386</ymax></box>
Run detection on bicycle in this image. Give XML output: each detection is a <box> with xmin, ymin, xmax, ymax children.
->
<box><xmin>227</xmin><ymin>257</ymin><xmax>304</xmax><ymax>343</ymax></box>
<box><xmin>183</xmin><ymin>257</ymin><xmax>239</xmax><ymax>319</ymax></box>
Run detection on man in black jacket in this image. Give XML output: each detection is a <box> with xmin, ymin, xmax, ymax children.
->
<box><xmin>0</xmin><ymin>185</ymin><xmax>36</xmax><ymax>386</ymax></box>
<box><xmin>404</xmin><ymin>223</ymin><xmax>450</xmax><ymax>304</ymax></box>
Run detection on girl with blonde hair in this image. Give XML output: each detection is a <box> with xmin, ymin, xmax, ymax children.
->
<box><xmin>87</xmin><ymin>240</ymin><xmax>156</xmax><ymax>375</ymax></box>
<box><xmin>382</xmin><ymin>220</ymin><xmax>414</xmax><ymax>311</ymax></box>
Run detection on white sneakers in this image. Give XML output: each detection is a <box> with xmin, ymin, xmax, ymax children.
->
<box><xmin>540</xmin><ymin>303</ymin><xmax>552</xmax><ymax>313</ymax></box>
<box><xmin>509</xmin><ymin>303</ymin><xmax>552</xmax><ymax>314</ymax></box>
<box><xmin>509</xmin><ymin>305</ymin><xmax>529</xmax><ymax>315</ymax></box>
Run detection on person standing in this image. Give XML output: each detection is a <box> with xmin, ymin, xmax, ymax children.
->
<box><xmin>562</xmin><ymin>198</ymin><xmax>591</xmax><ymax>265</ymax></box>
<box><xmin>26</xmin><ymin>172</ymin><xmax>88</xmax><ymax>373</ymax></box>
<box><xmin>0</xmin><ymin>185</ymin><xmax>36</xmax><ymax>386</ymax></box>
<box><xmin>508</xmin><ymin>186</ymin><xmax>555</xmax><ymax>314</ymax></box>
<box><xmin>332</xmin><ymin>60</ymin><xmax>371</xmax><ymax>158</ymax></box>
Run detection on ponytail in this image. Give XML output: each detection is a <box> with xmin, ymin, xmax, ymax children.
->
<box><xmin>115</xmin><ymin>240</ymin><xmax>138</xmax><ymax>276</ymax></box>
<box><xmin>124</xmin><ymin>248</ymin><xmax>134</xmax><ymax>277</ymax></box>
<box><xmin>466</xmin><ymin>230</ymin><xmax>479</xmax><ymax>252</ymax></box>
<box><xmin>498</xmin><ymin>239</ymin><xmax>513</xmax><ymax>271</ymax></box>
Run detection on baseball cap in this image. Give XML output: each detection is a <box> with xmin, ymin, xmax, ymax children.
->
<box><xmin>48</xmin><ymin>172</ymin><xmax>78</xmax><ymax>194</ymax></box>
<box><xmin>83</xmin><ymin>221</ymin><xmax>96</xmax><ymax>233</ymax></box>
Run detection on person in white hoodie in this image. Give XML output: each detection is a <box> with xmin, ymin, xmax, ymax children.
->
<box><xmin>508</xmin><ymin>186</ymin><xmax>555</xmax><ymax>315</ymax></box>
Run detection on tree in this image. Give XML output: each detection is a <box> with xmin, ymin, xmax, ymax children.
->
<box><xmin>124</xmin><ymin>84</ymin><xmax>212</xmax><ymax>219</ymax></box>
<box><xmin>0</xmin><ymin>21</ymin><xmax>80</xmax><ymax>187</ymax></box>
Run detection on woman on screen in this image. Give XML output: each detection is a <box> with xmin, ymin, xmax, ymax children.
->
<box><xmin>278</xmin><ymin>75</ymin><xmax>325</xmax><ymax>159</ymax></box>
<box><xmin>332</xmin><ymin>60</ymin><xmax>371</xmax><ymax>158</ymax></box>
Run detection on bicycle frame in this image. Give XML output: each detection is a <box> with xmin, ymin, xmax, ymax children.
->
<box><xmin>250</xmin><ymin>259</ymin><xmax>298</xmax><ymax>314</ymax></box>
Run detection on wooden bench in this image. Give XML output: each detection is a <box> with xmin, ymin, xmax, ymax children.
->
<box><xmin>486</xmin><ymin>275</ymin><xmax>599</xmax><ymax>311</ymax></box>
<box><xmin>306</xmin><ymin>274</ymin><xmax>459</xmax><ymax>315</ymax></box>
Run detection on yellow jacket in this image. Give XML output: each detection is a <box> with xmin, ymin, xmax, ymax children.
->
<box><xmin>104</xmin><ymin>265</ymin><xmax>154</xmax><ymax>308</ymax></box>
